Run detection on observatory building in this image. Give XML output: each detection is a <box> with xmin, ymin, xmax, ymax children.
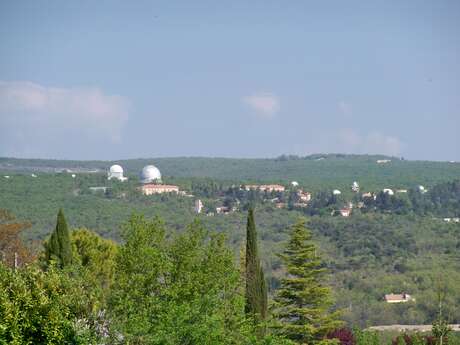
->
<box><xmin>140</xmin><ymin>165</ymin><xmax>162</xmax><ymax>184</ymax></box>
<box><xmin>108</xmin><ymin>164</ymin><xmax>128</xmax><ymax>181</ymax></box>
<box><xmin>139</xmin><ymin>163</ymin><xmax>180</xmax><ymax>195</ymax></box>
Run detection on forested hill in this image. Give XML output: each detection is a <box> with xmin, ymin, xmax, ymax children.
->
<box><xmin>1</xmin><ymin>154</ymin><xmax>460</xmax><ymax>191</ymax></box>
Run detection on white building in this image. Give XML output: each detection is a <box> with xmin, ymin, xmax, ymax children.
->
<box><xmin>108</xmin><ymin>164</ymin><xmax>128</xmax><ymax>181</ymax></box>
<box><xmin>195</xmin><ymin>199</ymin><xmax>203</xmax><ymax>214</ymax></box>
<box><xmin>333</xmin><ymin>189</ymin><xmax>341</xmax><ymax>195</ymax></box>
<box><xmin>383</xmin><ymin>188</ymin><xmax>394</xmax><ymax>196</ymax></box>
<box><xmin>140</xmin><ymin>184</ymin><xmax>179</xmax><ymax>195</ymax></box>
<box><xmin>351</xmin><ymin>181</ymin><xmax>359</xmax><ymax>192</ymax></box>
<box><xmin>385</xmin><ymin>293</ymin><xmax>413</xmax><ymax>303</ymax></box>
<box><xmin>140</xmin><ymin>165</ymin><xmax>162</xmax><ymax>184</ymax></box>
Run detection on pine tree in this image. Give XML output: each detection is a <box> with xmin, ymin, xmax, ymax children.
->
<box><xmin>273</xmin><ymin>219</ymin><xmax>342</xmax><ymax>344</ymax></box>
<box><xmin>45</xmin><ymin>209</ymin><xmax>72</xmax><ymax>268</ymax></box>
<box><xmin>245</xmin><ymin>207</ymin><xmax>268</xmax><ymax>323</ymax></box>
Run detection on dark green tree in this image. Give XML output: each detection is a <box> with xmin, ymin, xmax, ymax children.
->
<box><xmin>245</xmin><ymin>207</ymin><xmax>268</xmax><ymax>324</ymax></box>
<box><xmin>45</xmin><ymin>209</ymin><xmax>72</xmax><ymax>268</ymax></box>
<box><xmin>273</xmin><ymin>219</ymin><xmax>342</xmax><ymax>344</ymax></box>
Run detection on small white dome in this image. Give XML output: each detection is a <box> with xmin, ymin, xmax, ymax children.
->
<box><xmin>291</xmin><ymin>181</ymin><xmax>299</xmax><ymax>187</ymax></box>
<box><xmin>109</xmin><ymin>164</ymin><xmax>124</xmax><ymax>174</ymax></box>
<box><xmin>140</xmin><ymin>165</ymin><xmax>162</xmax><ymax>184</ymax></box>
<box><xmin>333</xmin><ymin>189</ymin><xmax>341</xmax><ymax>195</ymax></box>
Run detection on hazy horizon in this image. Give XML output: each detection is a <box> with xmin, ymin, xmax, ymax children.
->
<box><xmin>1</xmin><ymin>1</ymin><xmax>459</xmax><ymax>161</ymax></box>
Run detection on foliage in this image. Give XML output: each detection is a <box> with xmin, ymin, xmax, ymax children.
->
<box><xmin>44</xmin><ymin>209</ymin><xmax>73</xmax><ymax>268</ymax></box>
<box><xmin>0</xmin><ymin>209</ymin><xmax>34</xmax><ymax>267</ymax></box>
<box><xmin>0</xmin><ymin>263</ymin><xmax>102</xmax><ymax>345</ymax></box>
<box><xmin>245</xmin><ymin>208</ymin><xmax>268</xmax><ymax>326</ymax></box>
<box><xmin>273</xmin><ymin>219</ymin><xmax>343</xmax><ymax>344</ymax></box>
<box><xmin>110</xmin><ymin>215</ymin><xmax>257</xmax><ymax>344</ymax></box>
<box><xmin>391</xmin><ymin>334</ymin><xmax>436</xmax><ymax>345</ymax></box>
<box><xmin>327</xmin><ymin>328</ymin><xmax>356</xmax><ymax>345</ymax></box>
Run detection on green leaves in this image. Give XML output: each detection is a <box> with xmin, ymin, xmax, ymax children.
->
<box><xmin>44</xmin><ymin>209</ymin><xmax>72</xmax><ymax>268</ymax></box>
<box><xmin>273</xmin><ymin>219</ymin><xmax>343</xmax><ymax>344</ymax></box>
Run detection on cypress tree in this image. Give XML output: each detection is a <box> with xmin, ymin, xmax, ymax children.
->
<box><xmin>245</xmin><ymin>207</ymin><xmax>268</xmax><ymax>323</ymax></box>
<box><xmin>45</xmin><ymin>209</ymin><xmax>72</xmax><ymax>268</ymax></box>
<box><xmin>273</xmin><ymin>219</ymin><xmax>342</xmax><ymax>344</ymax></box>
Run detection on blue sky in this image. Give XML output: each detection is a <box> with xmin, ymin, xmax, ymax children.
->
<box><xmin>1</xmin><ymin>1</ymin><xmax>459</xmax><ymax>160</ymax></box>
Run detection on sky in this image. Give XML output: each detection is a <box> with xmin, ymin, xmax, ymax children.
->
<box><xmin>0</xmin><ymin>1</ymin><xmax>459</xmax><ymax>161</ymax></box>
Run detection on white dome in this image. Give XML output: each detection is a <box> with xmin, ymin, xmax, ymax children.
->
<box><xmin>291</xmin><ymin>181</ymin><xmax>299</xmax><ymax>187</ymax></box>
<box><xmin>109</xmin><ymin>164</ymin><xmax>124</xmax><ymax>174</ymax></box>
<box><xmin>333</xmin><ymin>189</ymin><xmax>341</xmax><ymax>195</ymax></box>
<box><xmin>140</xmin><ymin>165</ymin><xmax>162</xmax><ymax>184</ymax></box>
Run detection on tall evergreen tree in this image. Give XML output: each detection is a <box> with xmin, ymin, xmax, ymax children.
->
<box><xmin>245</xmin><ymin>207</ymin><xmax>268</xmax><ymax>323</ymax></box>
<box><xmin>273</xmin><ymin>219</ymin><xmax>342</xmax><ymax>344</ymax></box>
<box><xmin>45</xmin><ymin>209</ymin><xmax>72</xmax><ymax>268</ymax></box>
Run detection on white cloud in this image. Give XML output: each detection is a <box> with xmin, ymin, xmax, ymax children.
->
<box><xmin>338</xmin><ymin>128</ymin><xmax>403</xmax><ymax>156</ymax></box>
<box><xmin>0</xmin><ymin>81</ymin><xmax>130</xmax><ymax>157</ymax></box>
<box><xmin>243</xmin><ymin>92</ymin><xmax>280</xmax><ymax>117</ymax></box>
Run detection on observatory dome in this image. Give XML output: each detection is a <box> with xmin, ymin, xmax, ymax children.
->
<box><xmin>140</xmin><ymin>165</ymin><xmax>162</xmax><ymax>184</ymax></box>
<box><xmin>110</xmin><ymin>164</ymin><xmax>124</xmax><ymax>174</ymax></box>
<box><xmin>108</xmin><ymin>164</ymin><xmax>127</xmax><ymax>181</ymax></box>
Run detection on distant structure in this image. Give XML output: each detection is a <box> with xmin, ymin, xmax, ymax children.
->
<box><xmin>383</xmin><ymin>188</ymin><xmax>394</xmax><ymax>196</ymax></box>
<box><xmin>351</xmin><ymin>181</ymin><xmax>359</xmax><ymax>192</ymax></box>
<box><xmin>108</xmin><ymin>164</ymin><xmax>128</xmax><ymax>181</ymax></box>
<box><xmin>140</xmin><ymin>165</ymin><xmax>162</xmax><ymax>184</ymax></box>
<box><xmin>339</xmin><ymin>207</ymin><xmax>352</xmax><ymax>217</ymax></box>
<box><xmin>244</xmin><ymin>184</ymin><xmax>285</xmax><ymax>192</ymax></box>
<box><xmin>139</xmin><ymin>163</ymin><xmax>180</xmax><ymax>195</ymax></box>
<box><xmin>385</xmin><ymin>293</ymin><xmax>413</xmax><ymax>303</ymax></box>
<box><xmin>297</xmin><ymin>190</ymin><xmax>312</xmax><ymax>202</ymax></box>
<box><xmin>291</xmin><ymin>181</ymin><xmax>299</xmax><ymax>187</ymax></box>
<box><xmin>71</xmin><ymin>174</ymin><xmax>76</xmax><ymax>178</ymax></box>
<box><xmin>141</xmin><ymin>184</ymin><xmax>179</xmax><ymax>195</ymax></box>
<box><xmin>377</xmin><ymin>159</ymin><xmax>391</xmax><ymax>164</ymax></box>
<box><xmin>332</xmin><ymin>189</ymin><xmax>341</xmax><ymax>195</ymax></box>
<box><xmin>418</xmin><ymin>185</ymin><xmax>427</xmax><ymax>194</ymax></box>
<box><xmin>31</xmin><ymin>173</ymin><xmax>37</xmax><ymax>178</ymax></box>
<box><xmin>195</xmin><ymin>199</ymin><xmax>203</xmax><ymax>214</ymax></box>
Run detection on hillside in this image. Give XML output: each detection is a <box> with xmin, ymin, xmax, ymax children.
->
<box><xmin>2</xmin><ymin>155</ymin><xmax>460</xmax><ymax>193</ymax></box>
<box><xmin>1</xmin><ymin>154</ymin><xmax>459</xmax><ymax>327</ymax></box>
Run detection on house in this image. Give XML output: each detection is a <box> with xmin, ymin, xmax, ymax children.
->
<box><xmin>297</xmin><ymin>190</ymin><xmax>312</xmax><ymax>202</ymax></box>
<box><xmin>216</xmin><ymin>206</ymin><xmax>231</xmax><ymax>214</ymax></box>
<box><xmin>245</xmin><ymin>184</ymin><xmax>286</xmax><ymax>192</ymax></box>
<box><xmin>140</xmin><ymin>184</ymin><xmax>179</xmax><ymax>195</ymax></box>
<box><xmin>377</xmin><ymin>159</ymin><xmax>391</xmax><ymax>164</ymax></box>
<box><xmin>383</xmin><ymin>188</ymin><xmax>394</xmax><ymax>196</ymax></box>
<box><xmin>339</xmin><ymin>208</ymin><xmax>352</xmax><ymax>217</ymax></box>
<box><xmin>384</xmin><ymin>293</ymin><xmax>413</xmax><ymax>303</ymax></box>
<box><xmin>194</xmin><ymin>199</ymin><xmax>203</xmax><ymax>214</ymax></box>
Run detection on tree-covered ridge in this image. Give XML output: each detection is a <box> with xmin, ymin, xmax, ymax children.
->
<box><xmin>2</xmin><ymin>154</ymin><xmax>460</xmax><ymax>192</ymax></box>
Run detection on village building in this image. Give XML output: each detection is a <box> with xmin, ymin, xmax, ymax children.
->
<box><xmin>244</xmin><ymin>184</ymin><xmax>285</xmax><ymax>192</ymax></box>
<box><xmin>275</xmin><ymin>202</ymin><xmax>286</xmax><ymax>209</ymax></box>
<box><xmin>297</xmin><ymin>190</ymin><xmax>312</xmax><ymax>202</ymax></box>
<box><xmin>194</xmin><ymin>199</ymin><xmax>203</xmax><ymax>214</ymax></box>
<box><xmin>351</xmin><ymin>181</ymin><xmax>360</xmax><ymax>192</ymax></box>
<box><xmin>384</xmin><ymin>293</ymin><xmax>413</xmax><ymax>303</ymax></box>
<box><xmin>339</xmin><ymin>207</ymin><xmax>352</xmax><ymax>217</ymax></box>
<box><xmin>140</xmin><ymin>184</ymin><xmax>179</xmax><ymax>195</ymax></box>
<box><xmin>383</xmin><ymin>188</ymin><xmax>394</xmax><ymax>196</ymax></box>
